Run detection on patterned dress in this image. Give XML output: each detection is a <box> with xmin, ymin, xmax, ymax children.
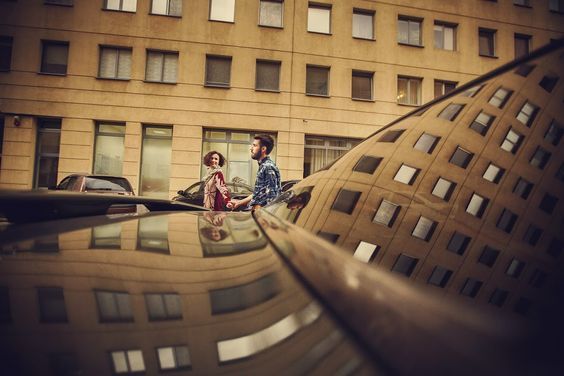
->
<box><xmin>203</xmin><ymin>170</ymin><xmax>231</xmax><ymax>210</ymax></box>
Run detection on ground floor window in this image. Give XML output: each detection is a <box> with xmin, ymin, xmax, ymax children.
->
<box><xmin>93</xmin><ymin>122</ymin><xmax>125</xmax><ymax>176</ymax></box>
<box><xmin>303</xmin><ymin>136</ymin><xmax>360</xmax><ymax>177</ymax></box>
<box><xmin>201</xmin><ymin>130</ymin><xmax>276</xmax><ymax>186</ymax></box>
<box><xmin>140</xmin><ymin>125</ymin><xmax>172</xmax><ymax>198</ymax></box>
<box><xmin>34</xmin><ymin>118</ymin><xmax>61</xmax><ymax>188</ymax></box>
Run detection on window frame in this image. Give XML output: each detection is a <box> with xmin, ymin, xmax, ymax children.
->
<box><xmin>40</xmin><ymin>40</ymin><xmax>69</xmax><ymax>75</ymax></box>
<box><xmin>352</xmin><ymin>8</ymin><xmax>375</xmax><ymax>40</ymax></box>
<box><xmin>397</xmin><ymin>16</ymin><xmax>423</xmax><ymax>47</ymax></box>
<box><xmin>307</xmin><ymin>2</ymin><xmax>332</xmax><ymax>34</ymax></box>
<box><xmin>255</xmin><ymin>59</ymin><xmax>281</xmax><ymax>92</ymax></box>
<box><xmin>351</xmin><ymin>69</ymin><xmax>374</xmax><ymax>101</ymax></box>
<box><xmin>145</xmin><ymin>49</ymin><xmax>179</xmax><ymax>84</ymax></box>
<box><xmin>209</xmin><ymin>0</ymin><xmax>236</xmax><ymax>23</ymax></box>
<box><xmin>478</xmin><ymin>28</ymin><xmax>496</xmax><ymax>57</ymax></box>
<box><xmin>0</xmin><ymin>36</ymin><xmax>13</xmax><ymax>72</ymax></box>
<box><xmin>305</xmin><ymin>64</ymin><xmax>330</xmax><ymax>97</ymax></box>
<box><xmin>258</xmin><ymin>0</ymin><xmax>284</xmax><ymax>28</ymax></box>
<box><xmin>397</xmin><ymin>76</ymin><xmax>422</xmax><ymax>106</ymax></box>
<box><xmin>205</xmin><ymin>54</ymin><xmax>232</xmax><ymax>88</ymax></box>
<box><xmin>103</xmin><ymin>0</ymin><xmax>137</xmax><ymax>13</ymax></box>
<box><xmin>156</xmin><ymin>345</ymin><xmax>192</xmax><ymax>371</ymax></box>
<box><xmin>433</xmin><ymin>21</ymin><xmax>457</xmax><ymax>51</ymax></box>
<box><xmin>150</xmin><ymin>0</ymin><xmax>182</xmax><ymax>17</ymax></box>
<box><xmin>373</xmin><ymin>199</ymin><xmax>401</xmax><ymax>227</ymax></box>
<box><xmin>98</xmin><ymin>45</ymin><xmax>132</xmax><ymax>80</ymax></box>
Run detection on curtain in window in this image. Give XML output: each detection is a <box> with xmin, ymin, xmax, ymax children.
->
<box><xmin>306</xmin><ymin>66</ymin><xmax>328</xmax><ymax>95</ymax></box>
<box><xmin>206</xmin><ymin>57</ymin><xmax>231</xmax><ymax>85</ymax></box>
<box><xmin>256</xmin><ymin>61</ymin><xmax>280</xmax><ymax>90</ymax></box>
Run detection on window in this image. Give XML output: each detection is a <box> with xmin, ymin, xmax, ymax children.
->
<box><xmin>460</xmin><ymin>278</ymin><xmax>483</xmax><ymax>298</ymax></box>
<box><xmin>523</xmin><ymin>224</ymin><xmax>542</xmax><ymax>245</ymax></box>
<box><xmin>145</xmin><ymin>50</ymin><xmax>178</xmax><ymax>83</ymax></box>
<box><xmin>157</xmin><ymin>346</ymin><xmax>191</xmax><ymax>371</ymax></box>
<box><xmin>470</xmin><ymin>112</ymin><xmax>494</xmax><ymax>136</ymax></box>
<box><xmin>259</xmin><ymin>0</ymin><xmax>283</xmax><ymax>28</ymax></box>
<box><xmin>209</xmin><ymin>0</ymin><xmax>235</xmax><ymax>22</ymax></box>
<box><xmin>411</xmin><ymin>216</ymin><xmax>437</xmax><ymax>241</ymax></box>
<box><xmin>379</xmin><ymin>129</ymin><xmax>405</xmax><ymax>142</ymax></box>
<box><xmin>516</xmin><ymin>101</ymin><xmax>538</xmax><ymax>127</ymax></box>
<box><xmin>506</xmin><ymin>258</ymin><xmax>525</xmax><ymax>278</ymax></box>
<box><xmin>500</xmin><ymin>128</ymin><xmax>523</xmax><ymax>154</ymax></box>
<box><xmin>353</xmin><ymin>155</ymin><xmax>382</xmax><ymax>174</ymax></box>
<box><xmin>489</xmin><ymin>289</ymin><xmax>509</xmax><ymax>307</ymax></box>
<box><xmin>373</xmin><ymin>199</ymin><xmax>401</xmax><ymax>227</ymax></box>
<box><xmin>306</xmin><ymin>65</ymin><xmax>329</xmax><ymax>96</ymax></box>
<box><xmin>0</xmin><ymin>36</ymin><xmax>13</xmax><ymax>71</ymax></box>
<box><xmin>513</xmin><ymin>297</ymin><xmax>532</xmax><ymax>315</ymax></box>
<box><xmin>539</xmin><ymin>193</ymin><xmax>558</xmax><ymax>214</ymax></box>
<box><xmin>151</xmin><ymin>0</ymin><xmax>182</xmax><ymax>16</ymax></box>
<box><xmin>547</xmin><ymin>238</ymin><xmax>562</xmax><ymax>258</ymax></box>
<box><xmin>514</xmin><ymin>33</ymin><xmax>531</xmax><ymax>58</ymax></box>
<box><xmin>557</xmin><ymin>163</ymin><xmax>564</xmax><ymax>182</ymax></box>
<box><xmin>438</xmin><ymin>103</ymin><xmax>464</xmax><ymax>121</ymax></box>
<box><xmin>307</xmin><ymin>3</ymin><xmax>331</xmax><ymax>34</ymax></box>
<box><xmin>110</xmin><ymin>350</ymin><xmax>145</xmax><ymax>374</ymax></box>
<box><xmin>478</xmin><ymin>28</ymin><xmax>496</xmax><ymax>57</ymax></box>
<box><xmin>398</xmin><ymin>16</ymin><xmax>422</xmax><ymax>46</ymax></box>
<box><xmin>497</xmin><ymin>209</ymin><xmax>518</xmax><ymax>233</ymax></box>
<box><xmin>145</xmin><ymin>293</ymin><xmax>182</xmax><ymax>320</ymax></box>
<box><xmin>489</xmin><ymin>87</ymin><xmax>512</xmax><ymax>108</ymax></box>
<box><xmin>434</xmin><ymin>80</ymin><xmax>457</xmax><ymax>98</ymax></box>
<box><xmin>317</xmin><ymin>231</ymin><xmax>339</xmax><ymax>243</ymax></box>
<box><xmin>352</xmin><ymin>70</ymin><xmax>373</xmax><ymax>100</ymax></box>
<box><xmin>432</xmin><ymin>177</ymin><xmax>456</xmax><ymax>201</ymax></box>
<box><xmin>529</xmin><ymin>269</ymin><xmax>547</xmax><ymax>288</ymax></box>
<box><xmin>539</xmin><ymin>74</ymin><xmax>559</xmax><ymax>92</ymax></box>
<box><xmin>34</xmin><ymin>118</ymin><xmax>61</xmax><ymax>189</ymax></box>
<box><xmin>40</xmin><ymin>40</ymin><xmax>68</xmax><ymax>75</ymax></box>
<box><xmin>210</xmin><ymin>274</ymin><xmax>279</xmax><ymax>314</ymax></box>
<box><xmin>447</xmin><ymin>231</ymin><xmax>472</xmax><ymax>255</ymax></box>
<box><xmin>92</xmin><ymin>223</ymin><xmax>122</xmax><ymax>249</ymax></box>
<box><xmin>449</xmin><ymin>146</ymin><xmax>473</xmax><ymax>169</ymax></box>
<box><xmin>0</xmin><ymin>287</ymin><xmax>10</xmax><ymax>323</ymax></box>
<box><xmin>98</xmin><ymin>46</ymin><xmax>132</xmax><ymax>80</ymax></box>
<box><xmin>37</xmin><ymin>287</ymin><xmax>68</xmax><ymax>323</ymax></box>
<box><xmin>205</xmin><ymin>55</ymin><xmax>231</xmax><ymax>87</ymax></box>
<box><xmin>256</xmin><ymin>60</ymin><xmax>280</xmax><ymax>91</ymax></box>
<box><xmin>550</xmin><ymin>0</ymin><xmax>564</xmax><ymax>12</ymax></box>
<box><xmin>428</xmin><ymin>266</ymin><xmax>452</xmax><ymax>288</ymax></box>
<box><xmin>397</xmin><ymin>76</ymin><xmax>422</xmax><ymax>105</ymax></box>
<box><xmin>482</xmin><ymin>163</ymin><xmax>504</xmax><ymax>183</ymax></box>
<box><xmin>460</xmin><ymin>84</ymin><xmax>483</xmax><ymax>98</ymax></box>
<box><xmin>303</xmin><ymin>136</ymin><xmax>358</xmax><ymax>177</ymax></box>
<box><xmin>353</xmin><ymin>9</ymin><xmax>374</xmax><ymax>40</ymax></box>
<box><xmin>140</xmin><ymin>126</ymin><xmax>173</xmax><ymax>198</ymax></box>
<box><xmin>391</xmin><ymin>254</ymin><xmax>419</xmax><ymax>277</ymax></box>
<box><xmin>95</xmin><ymin>290</ymin><xmax>133</xmax><ymax>322</ymax></box>
<box><xmin>513</xmin><ymin>177</ymin><xmax>533</xmax><ymax>199</ymax></box>
<box><xmin>104</xmin><ymin>0</ymin><xmax>137</xmax><ymax>12</ymax></box>
<box><xmin>413</xmin><ymin>133</ymin><xmax>440</xmax><ymax>154</ymax></box>
<box><xmin>478</xmin><ymin>245</ymin><xmax>500</xmax><ymax>267</ymax></box>
<box><xmin>393</xmin><ymin>164</ymin><xmax>420</xmax><ymax>185</ymax></box>
<box><xmin>49</xmin><ymin>353</ymin><xmax>79</xmax><ymax>376</ymax></box>
<box><xmin>93</xmin><ymin>122</ymin><xmax>125</xmax><ymax>176</ymax></box>
<box><xmin>530</xmin><ymin>147</ymin><xmax>551</xmax><ymax>170</ymax></box>
<box><xmin>434</xmin><ymin>22</ymin><xmax>456</xmax><ymax>50</ymax></box>
<box><xmin>466</xmin><ymin>193</ymin><xmax>489</xmax><ymax>218</ymax></box>
<box><xmin>515</xmin><ymin>63</ymin><xmax>535</xmax><ymax>77</ymax></box>
<box><xmin>353</xmin><ymin>241</ymin><xmax>380</xmax><ymax>263</ymax></box>
<box><xmin>513</xmin><ymin>0</ymin><xmax>530</xmax><ymax>5</ymax></box>
<box><xmin>331</xmin><ymin>189</ymin><xmax>361</xmax><ymax>214</ymax></box>
<box><xmin>545</xmin><ymin>120</ymin><xmax>563</xmax><ymax>145</ymax></box>
<box><xmin>45</xmin><ymin>0</ymin><xmax>74</xmax><ymax>5</ymax></box>
<box><xmin>138</xmin><ymin>216</ymin><xmax>169</xmax><ymax>253</ymax></box>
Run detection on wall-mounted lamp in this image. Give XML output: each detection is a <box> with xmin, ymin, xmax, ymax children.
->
<box><xmin>13</xmin><ymin>115</ymin><xmax>21</xmax><ymax>127</ymax></box>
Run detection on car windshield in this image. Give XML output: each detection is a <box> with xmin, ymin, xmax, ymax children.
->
<box><xmin>84</xmin><ymin>177</ymin><xmax>130</xmax><ymax>192</ymax></box>
<box><xmin>185</xmin><ymin>182</ymin><xmax>203</xmax><ymax>194</ymax></box>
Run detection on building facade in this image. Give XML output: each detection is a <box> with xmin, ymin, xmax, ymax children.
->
<box><xmin>0</xmin><ymin>0</ymin><xmax>563</xmax><ymax>197</ymax></box>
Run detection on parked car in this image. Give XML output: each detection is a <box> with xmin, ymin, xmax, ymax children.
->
<box><xmin>173</xmin><ymin>180</ymin><xmax>253</xmax><ymax>208</ymax></box>
<box><xmin>55</xmin><ymin>174</ymin><xmax>135</xmax><ymax>195</ymax></box>
<box><xmin>281</xmin><ymin>179</ymin><xmax>300</xmax><ymax>192</ymax></box>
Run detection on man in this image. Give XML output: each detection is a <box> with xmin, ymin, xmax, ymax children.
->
<box><xmin>228</xmin><ymin>134</ymin><xmax>281</xmax><ymax>211</ymax></box>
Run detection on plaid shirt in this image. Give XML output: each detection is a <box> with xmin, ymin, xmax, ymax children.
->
<box><xmin>250</xmin><ymin>156</ymin><xmax>281</xmax><ymax>207</ymax></box>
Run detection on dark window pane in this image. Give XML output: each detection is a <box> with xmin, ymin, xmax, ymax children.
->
<box><xmin>206</xmin><ymin>55</ymin><xmax>231</xmax><ymax>87</ymax></box>
<box><xmin>331</xmin><ymin>189</ymin><xmax>361</xmax><ymax>214</ymax></box>
<box><xmin>391</xmin><ymin>254</ymin><xmax>419</xmax><ymax>277</ymax></box>
<box><xmin>544</xmin><ymin>120</ymin><xmax>563</xmax><ymax>146</ymax></box>
<box><xmin>145</xmin><ymin>293</ymin><xmax>182</xmax><ymax>321</ymax></box>
<box><xmin>438</xmin><ymin>103</ymin><xmax>464</xmax><ymax>121</ymax></box>
<box><xmin>539</xmin><ymin>193</ymin><xmax>558</xmax><ymax>214</ymax></box>
<box><xmin>478</xmin><ymin>245</ymin><xmax>500</xmax><ymax>267</ymax></box>
<box><xmin>414</xmin><ymin>133</ymin><xmax>440</xmax><ymax>154</ymax></box>
<box><xmin>529</xmin><ymin>269</ymin><xmax>547</xmax><ymax>288</ymax></box>
<box><xmin>449</xmin><ymin>147</ymin><xmax>473</xmax><ymax>168</ymax></box>
<box><xmin>496</xmin><ymin>209</ymin><xmax>518</xmax><ymax>233</ymax></box>
<box><xmin>489</xmin><ymin>288</ymin><xmax>509</xmax><ymax>307</ymax></box>
<box><xmin>306</xmin><ymin>65</ymin><xmax>329</xmax><ymax>96</ymax></box>
<box><xmin>513</xmin><ymin>178</ymin><xmax>533</xmax><ymax>199</ymax></box>
<box><xmin>547</xmin><ymin>238</ymin><xmax>563</xmax><ymax>258</ymax></box>
<box><xmin>41</xmin><ymin>41</ymin><xmax>69</xmax><ymax>74</ymax></box>
<box><xmin>0</xmin><ymin>286</ymin><xmax>11</xmax><ymax>323</ymax></box>
<box><xmin>523</xmin><ymin>224</ymin><xmax>543</xmax><ymax>245</ymax></box>
<box><xmin>49</xmin><ymin>353</ymin><xmax>79</xmax><ymax>376</ymax></box>
<box><xmin>428</xmin><ymin>266</ymin><xmax>452</xmax><ymax>287</ymax></box>
<box><xmin>317</xmin><ymin>231</ymin><xmax>339</xmax><ymax>243</ymax></box>
<box><xmin>37</xmin><ymin>287</ymin><xmax>68</xmax><ymax>323</ymax></box>
<box><xmin>447</xmin><ymin>232</ymin><xmax>471</xmax><ymax>255</ymax></box>
<box><xmin>539</xmin><ymin>74</ymin><xmax>559</xmax><ymax>92</ymax></box>
<box><xmin>460</xmin><ymin>278</ymin><xmax>483</xmax><ymax>297</ymax></box>
<box><xmin>353</xmin><ymin>155</ymin><xmax>382</xmax><ymax>174</ymax></box>
<box><xmin>0</xmin><ymin>35</ymin><xmax>13</xmax><ymax>71</ymax></box>
<box><xmin>470</xmin><ymin>112</ymin><xmax>494</xmax><ymax>136</ymax></box>
<box><xmin>378</xmin><ymin>129</ymin><xmax>405</xmax><ymax>142</ymax></box>
<box><xmin>506</xmin><ymin>258</ymin><xmax>526</xmax><ymax>278</ymax></box>
<box><xmin>513</xmin><ymin>297</ymin><xmax>532</xmax><ymax>315</ymax></box>
<box><xmin>256</xmin><ymin>60</ymin><xmax>281</xmax><ymax>91</ymax></box>
<box><xmin>514</xmin><ymin>64</ymin><xmax>535</xmax><ymax>77</ymax></box>
<box><xmin>210</xmin><ymin>274</ymin><xmax>279</xmax><ymax>314</ymax></box>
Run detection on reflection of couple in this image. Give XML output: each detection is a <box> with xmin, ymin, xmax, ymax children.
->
<box><xmin>200</xmin><ymin>212</ymin><xmax>228</xmax><ymax>241</ymax></box>
<box><xmin>202</xmin><ymin>151</ymin><xmax>231</xmax><ymax>211</ymax></box>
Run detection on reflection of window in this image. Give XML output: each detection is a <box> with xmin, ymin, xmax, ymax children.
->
<box><xmin>98</xmin><ymin>46</ymin><xmax>132</xmax><ymax>80</ymax></box>
<box><xmin>104</xmin><ymin>0</ymin><xmax>137</xmax><ymax>12</ymax></box>
<box><xmin>478</xmin><ymin>245</ymin><xmax>500</xmax><ymax>267</ymax></box>
<box><xmin>514</xmin><ymin>33</ymin><xmax>531</xmax><ymax>58</ymax></box>
<box><xmin>434</xmin><ymin>22</ymin><xmax>456</xmax><ymax>50</ymax></box>
<box><xmin>466</xmin><ymin>193</ymin><xmax>489</xmax><ymax>218</ymax></box>
<box><xmin>317</xmin><ymin>231</ymin><xmax>339</xmax><ymax>243</ymax></box>
<box><xmin>411</xmin><ymin>216</ymin><xmax>437</xmax><ymax>241</ymax></box>
<box><xmin>506</xmin><ymin>258</ymin><xmax>525</xmax><ymax>278</ymax></box>
<box><xmin>303</xmin><ymin>136</ymin><xmax>359</xmax><ymax>177</ymax></box>
<box><xmin>414</xmin><ymin>133</ymin><xmax>440</xmax><ymax>154</ymax></box>
<box><xmin>45</xmin><ymin>0</ymin><xmax>74</xmax><ymax>5</ymax></box>
<box><xmin>33</xmin><ymin>234</ymin><xmax>60</xmax><ymax>252</ymax></box>
<box><xmin>523</xmin><ymin>224</ymin><xmax>542</xmax><ymax>245</ymax></box>
<box><xmin>34</xmin><ymin>118</ymin><xmax>61</xmax><ymax>189</ymax></box>
<box><xmin>460</xmin><ymin>84</ymin><xmax>483</xmax><ymax>97</ymax></box>
<box><xmin>256</xmin><ymin>60</ymin><xmax>281</xmax><ymax>91</ymax></box>
<box><xmin>138</xmin><ymin>216</ymin><xmax>170</xmax><ymax>252</ymax></box>
<box><xmin>398</xmin><ymin>16</ymin><xmax>422</xmax><ymax>46</ymax></box>
<box><xmin>352</xmin><ymin>70</ymin><xmax>373</xmax><ymax>100</ymax></box>
<box><xmin>95</xmin><ymin>290</ymin><xmax>133</xmax><ymax>322</ymax></box>
<box><xmin>529</xmin><ymin>269</ymin><xmax>547</xmax><ymax>288</ymax></box>
<box><xmin>210</xmin><ymin>273</ymin><xmax>279</xmax><ymax>314</ymax></box>
<box><xmin>489</xmin><ymin>289</ymin><xmax>508</xmax><ymax>307</ymax></box>
<box><xmin>49</xmin><ymin>353</ymin><xmax>79</xmax><ymax>376</ymax></box>
<box><xmin>550</xmin><ymin>0</ymin><xmax>564</xmax><ymax>12</ymax></box>
<box><xmin>145</xmin><ymin>293</ymin><xmax>182</xmax><ymax>320</ymax></box>
<box><xmin>513</xmin><ymin>177</ymin><xmax>533</xmax><ymax>199</ymax></box>
<box><xmin>397</xmin><ymin>76</ymin><xmax>421</xmax><ymax>105</ymax></box>
<box><xmin>438</xmin><ymin>103</ymin><xmax>464</xmax><ymax>121</ymax></box>
<box><xmin>151</xmin><ymin>0</ymin><xmax>182</xmax><ymax>16</ymax></box>
<box><xmin>478</xmin><ymin>28</ymin><xmax>496</xmax><ymax>57</ymax></box>
<box><xmin>37</xmin><ymin>287</ymin><xmax>68</xmax><ymax>323</ymax></box>
<box><xmin>447</xmin><ymin>232</ymin><xmax>471</xmax><ymax>255</ymax></box>
<box><xmin>332</xmin><ymin>189</ymin><xmax>361</xmax><ymax>214</ymax></box>
<box><xmin>482</xmin><ymin>163</ymin><xmax>504</xmax><ymax>183</ymax></box>
<box><xmin>353</xmin><ymin>9</ymin><xmax>374</xmax><ymax>39</ymax></box>
<box><xmin>497</xmin><ymin>208</ymin><xmax>518</xmax><ymax>233</ymax></box>
<box><xmin>307</xmin><ymin>3</ymin><xmax>331</xmax><ymax>34</ymax></box>
<box><xmin>259</xmin><ymin>0</ymin><xmax>283</xmax><ymax>27</ymax></box>
<box><xmin>379</xmin><ymin>129</ymin><xmax>405</xmax><ymax>143</ymax></box>
<box><xmin>513</xmin><ymin>297</ymin><xmax>532</xmax><ymax>315</ymax></box>
<box><xmin>353</xmin><ymin>155</ymin><xmax>382</xmax><ymax>174</ymax></box>
<box><xmin>157</xmin><ymin>346</ymin><xmax>191</xmax><ymax>371</ymax></box>
<box><xmin>209</xmin><ymin>0</ymin><xmax>235</xmax><ymax>22</ymax></box>
<box><xmin>353</xmin><ymin>241</ymin><xmax>379</xmax><ymax>263</ymax></box>
<box><xmin>500</xmin><ymin>128</ymin><xmax>523</xmax><ymax>154</ymax></box>
<box><xmin>0</xmin><ymin>36</ymin><xmax>12</xmax><ymax>71</ymax></box>
<box><xmin>470</xmin><ymin>112</ymin><xmax>494</xmax><ymax>136</ymax></box>
<box><xmin>434</xmin><ymin>80</ymin><xmax>457</xmax><ymax>98</ymax></box>
<box><xmin>489</xmin><ymin>87</ymin><xmax>512</xmax><ymax>108</ymax></box>
<box><xmin>110</xmin><ymin>350</ymin><xmax>145</xmax><ymax>374</ymax></box>
<box><xmin>432</xmin><ymin>177</ymin><xmax>456</xmax><ymax>201</ymax></box>
<box><xmin>539</xmin><ymin>74</ymin><xmax>559</xmax><ymax>92</ymax></box>
<box><xmin>460</xmin><ymin>278</ymin><xmax>482</xmax><ymax>298</ymax></box>
<box><xmin>373</xmin><ymin>199</ymin><xmax>400</xmax><ymax>227</ymax></box>
<box><xmin>41</xmin><ymin>40</ymin><xmax>68</xmax><ymax>75</ymax></box>
<box><xmin>205</xmin><ymin>55</ymin><xmax>232</xmax><ymax>87</ymax></box>
<box><xmin>513</xmin><ymin>0</ymin><xmax>530</xmax><ymax>6</ymax></box>
<box><xmin>556</xmin><ymin>163</ymin><xmax>564</xmax><ymax>182</ymax></box>
<box><xmin>391</xmin><ymin>254</ymin><xmax>418</xmax><ymax>277</ymax></box>
<box><xmin>428</xmin><ymin>266</ymin><xmax>452</xmax><ymax>288</ymax></box>
<box><xmin>306</xmin><ymin>65</ymin><xmax>330</xmax><ymax>96</ymax></box>
<box><xmin>539</xmin><ymin>193</ymin><xmax>558</xmax><ymax>214</ymax></box>
<box><xmin>94</xmin><ymin>122</ymin><xmax>125</xmax><ymax>176</ymax></box>
<box><xmin>449</xmin><ymin>146</ymin><xmax>473</xmax><ymax>169</ymax></box>
<box><xmin>0</xmin><ymin>287</ymin><xmax>11</xmax><ymax>323</ymax></box>
<box><xmin>547</xmin><ymin>238</ymin><xmax>562</xmax><ymax>258</ymax></box>
<box><xmin>516</xmin><ymin>101</ymin><xmax>538</xmax><ymax>127</ymax></box>
<box><xmin>145</xmin><ymin>50</ymin><xmax>178</xmax><ymax>83</ymax></box>
<box><xmin>393</xmin><ymin>164</ymin><xmax>420</xmax><ymax>185</ymax></box>
<box><xmin>140</xmin><ymin>126</ymin><xmax>172</xmax><ymax>198</ymax></box>
<box><xmin>515</xmin><ymin>63</ymin><xmax>535</xmax><ymax>77</ymax></box>
<box><xmin>544</xmin><ymin>120</ymin><xmax>563</xmax><ymax>145</ymax></box>
<box><xmin>91</xmin><ymin>223</ymin><xmax>122</xmax><ymax>249</ymax></box>
<box><xmin>529</xmin><ymin>147</ymin><xmax>551</xmax><ymax>169</ymax></box>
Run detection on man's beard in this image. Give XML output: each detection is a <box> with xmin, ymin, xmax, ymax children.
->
<box><xmin>251</xmin><ymin>149</ymin><xmax>261</xmax><ymax>160</ymax></box>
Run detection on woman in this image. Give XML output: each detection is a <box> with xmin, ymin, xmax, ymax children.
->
<box><xmin>202</xmin><ymin>151</ymin><xmax>231</xmax><ymax>210</ymax></box>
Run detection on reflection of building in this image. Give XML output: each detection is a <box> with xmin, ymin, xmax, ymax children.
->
<box><xmin>0</xmin><ymin>212</ymin><xmax>370</xmax><ymax>374</ymax></box>
<box><xmin>1</xmin><ymin>1</ymin><xmax>563</xmax><ymax>195</ymax></box>
<box><xmin>277</xmin><ymin>47</ymin><xmax>564</xmax><ymax>317</ymax></box>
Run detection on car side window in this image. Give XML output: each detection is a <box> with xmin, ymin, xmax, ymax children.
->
<box><xmin>57</xmin><ymin>177</ymin><xmax>71</xmax><ymax>190</ymax></box>
<box><xmin>186</xmin><ymin>182</ymin><xmax>203</xmax><ymax>195</ymax></box>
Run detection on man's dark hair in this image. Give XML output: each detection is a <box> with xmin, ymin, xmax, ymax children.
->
<box><xmin>254</xmin><ymin>134</ymin><xmax>275</xmax><ymax>155</ymax></box>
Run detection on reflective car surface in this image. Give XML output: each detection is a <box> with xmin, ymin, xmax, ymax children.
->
<box><xmin>55</xmin><ymin>174</ymin><xmax>135</xmax><ymax>196</ymax></box>
<box><xmin>173</xmin><ymin>181</ymin><xmax>253</xmax><ymax>208</ymax></box>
